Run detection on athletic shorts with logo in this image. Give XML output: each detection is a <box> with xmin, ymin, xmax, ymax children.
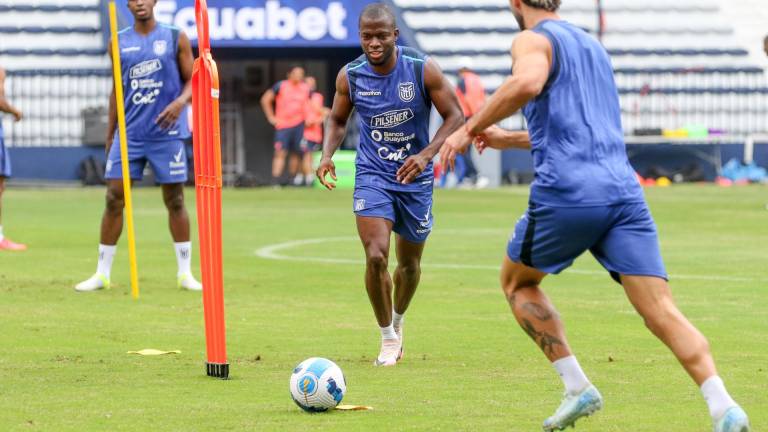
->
<box><xmin>105</xmin><ymin>137</ymin><xmax>188</xmax><ymax>184</ymax></box>
<box><xmin>353</xmin><ymin>184</ymin><xmax>433</xmax><ymax>244</ymax></box>
<box><xmin>507</xmin><ymin>201</ymin><xmax>667</xmax><ymax>282</ymax></box>
<box><xmin>0</xmin><ymin>134</ymin><xmax>11</xmax><ymax>177</ymax></box>
<box><xmin>274</xmin><ymin>124</ymin><xmax>305</xmax><ymax>154</ymax></box>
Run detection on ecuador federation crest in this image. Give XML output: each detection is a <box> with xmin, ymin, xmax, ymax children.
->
<box><xmin>153</xmin><ymin>40</ymin><xmax>167</xmax><ymax>56</ymax></box>
<box><xmin>398</xmin><ymin>82</ymin><xmax>415</xmax><ymax>102</ymax></box>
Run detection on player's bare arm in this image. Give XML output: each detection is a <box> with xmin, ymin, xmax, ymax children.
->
<box><xmin>0</xmin><ymin>68</ymin><xmax>22</xmax><ymax>122</ymax></box>
<box><xmin>316</xmin><ymin>67</ymin><xmax>353</xmax><ymax>190</ymax></box>
<box><xmin>440</xmin><ymin>31</ymin><xmax>551</xmax><ymax>170</ymax></box>
<box><xmin>396</xmin><ymin>58</ymin><xmax>463</xmax><ymax>185</ymax></box>
<box><xmin>260</xmin><ymin>88</ymin><xmax>278</xmax><ymax>126</ymax></box>
<box><xmin>105</xmin><ymin>41</ymin><xmax>118</xmax><ymax>155</ymax></box>
<box><xmin>474</xmin><ymin>125</ymin><xmax>531</xmax><ymax>153</ymax></box>
<box><xmin>156</xmin><ymin>31</ymin><xmax>193</xmax><ymax>129</ymax></box>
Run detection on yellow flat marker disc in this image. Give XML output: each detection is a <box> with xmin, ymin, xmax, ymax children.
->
<box><xmin>336</xmin><ymin>405</ymin><xmax>373</xmax><ymax>411</ymax></box>
<box><xmin>127</xmin><ymin>349</ymin><xmax>182</xmax><ymax>356</ymax></box>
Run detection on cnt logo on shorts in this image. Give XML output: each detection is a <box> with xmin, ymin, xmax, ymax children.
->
<box><xmin>354</xmin><ymin>199</ymin><xmax>366</xmax><ymax>211</ymax></box>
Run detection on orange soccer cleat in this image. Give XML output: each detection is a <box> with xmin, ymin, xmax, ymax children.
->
<box><xmin>0</xmin><ymin>238</ymin><xmax>27</xmax><ymax>251</ymax></box>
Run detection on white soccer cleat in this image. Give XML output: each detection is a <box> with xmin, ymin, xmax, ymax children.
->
<box><xmin>75</xmin><ymin>273</ymin><xmax>110</xmax><ymax>292</ymax></box>
<box><xmin>542</xmin><ymin>385</ymin><xmax>603</xmax><ymax>431</ymax></box>
<box><xmin>394</xmin><ymin>323</ymin><xmax>404</xmax><ymax>361</ymax></box>
<box><xmin>373</xmin><ymin>338</ymin><xmax>402</xmax><ymax>367</ymax></box>
<box><xmin>178</xmin><ymin>273</ymin><xmax>203</xmax><ymax>291</ymax></box>
<box><xmin>714</xmin><ymin>406</ymin><xmax>750</xmax><ymax>432</ymax></box>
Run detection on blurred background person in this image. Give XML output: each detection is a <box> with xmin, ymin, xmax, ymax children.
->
<box><xmin>449</xmin><ymin>57</ymin><xmax>488</xmax><ymax>188</ymax></box>
<box><xmin>297</xmin><ymin>76</ymin><xmax>329</xmax><ymax>187</ymax></box>
<box><xmin>261</xmin><ymin>66</ymin><xmax>310</xmax><ymax>186</ymax></box>
<box><xmin>0</xmin><ymin>65</ymin><xmax>26</xmax><ymax>251</ymax></box>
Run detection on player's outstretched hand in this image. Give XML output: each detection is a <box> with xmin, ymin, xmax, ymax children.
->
<box><xmin>439</xmin><ymin>126</ymin><xmax>472</xmax><ymax>172</ymax></box>
<box><xmin>316</xmin><ymin>157</ymin><xmax>337</xmax><ymax>190</ymax></box>
<box><xmin>397</xmin><ymin>154</ymin><xmax>429</xmax><ymax>184</ymax></box>
<box><xmin>12</xmin><ymin>109</ymin><xmax>22</xmax><ymax>122</ymax></box>
<box><xmin>156</xmin><ymin>100</ymin><xmax>185</xmax><ymax>129</ymax></box>
<box><xmin>474</xmin><ymin>125</ymin><xmax>507</xmax><ymax>154</ymax></box>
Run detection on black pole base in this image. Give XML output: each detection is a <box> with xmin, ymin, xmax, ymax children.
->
<box><xmin>206</xmin><ymin>362</ymin><xmax>230</xmax><ymax>379</ymax></box>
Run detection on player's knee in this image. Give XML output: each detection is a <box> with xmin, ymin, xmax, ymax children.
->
<box><xmin>105</xmin><ymin>189</ymin><xmax>125</xmax><ymax>213</ymax></box>
<box><xmin>398</xmin><ymin>260</ymin><xmax>421</xmax><ymax>279</ymax></box>
<box><xmin>501</xmin><ymin>278</ymin><xmax>537</xmax><ymax>305</ymax></box>
<box><xmin>164</xmin><ymin>194</ymin><xmax>185</xmax><ymax>214</ymax></box>
<box><xmin>365</xmin><ymin>251</ymin><xmax>388</xmax><ymax>273</ymax></box>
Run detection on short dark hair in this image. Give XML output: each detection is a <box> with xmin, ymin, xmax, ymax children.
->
<box><xmin>359</xmin><ymin>2</ymin><xmax>396</xmax><ymax>27</ymax></box>
<box><xmin>521</xmin><ymin>0</ymin><xmax>561</xmax><ymax>12</ymax></box>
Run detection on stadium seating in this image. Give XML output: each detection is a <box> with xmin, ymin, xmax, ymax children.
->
<box><xmin>1</xmin><ymin>1</ymin><xmax>108</xmax><ymax>147</ymax></box>
<box><xmin>392</xmin><ymin>0</ymin><xmax>768</xmax><ymax>136</ymax></box>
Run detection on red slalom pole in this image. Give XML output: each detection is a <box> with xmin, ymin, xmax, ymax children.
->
<box><xmin>193</xmin><ymin>0</ymin><xmax>228</xmax><ymax>379</ymax></box>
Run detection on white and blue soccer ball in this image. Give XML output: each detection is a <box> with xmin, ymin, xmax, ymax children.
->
<box><xmin>290</xmin><ymin>357</ymin><xmax>346</xmax><ymax>412</ymax></box>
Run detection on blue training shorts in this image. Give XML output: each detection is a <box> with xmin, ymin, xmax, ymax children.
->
<box><xmin>274</xmin><ymin>124</ymin><xmax>305</xmax><ymax>154</ymax></box>
<box><xmin>105</xmin><ymin>137</ymin><xmax>188</xmax><ymax>184</ymax></box>
<box><xmin>353</xmin><ymin>185</ymin><xmax>433</xmax><ymax>244</ymax></box>
<box><xmin>0</xmin><ymin>134</ymin><xmax>10</xmax><ymax>177</ymax></box>
<box><xmin>507</xmin><ymin>201</ymin><xmax>667</xmax><ymax>283</ymax></box>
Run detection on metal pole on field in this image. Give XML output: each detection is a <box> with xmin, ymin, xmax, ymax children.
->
<box><xmin>108</xmin><ymin>1</ymin><xmax>140</xmax><ymax>300</ymax></box>
<box><xmin>193</xmin><ymin>0</ymin><xmax>229</xmax><ymax>379</ymax></box>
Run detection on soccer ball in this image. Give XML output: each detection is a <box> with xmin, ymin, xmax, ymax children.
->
<box><xmin>290</xmin><ymin>357</ymin><xmax>346</xmax><ymax>412</ymax></box>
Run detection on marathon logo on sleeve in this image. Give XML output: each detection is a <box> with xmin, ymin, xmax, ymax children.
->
<box><xmin>129</xmin><ymin>59</ymin><xmax>163</xmax><ymax>79</ymax></box>
<box><xmin>370</xmin><ymin>109</ymin><xmax>414</xmax><ymax>129</ymax></box>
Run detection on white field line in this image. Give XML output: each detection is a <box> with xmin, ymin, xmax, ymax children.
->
<box><xmin>255</xmin><ymin>237</ymin><xmax>767</xmax><ymax>283</ymax></box>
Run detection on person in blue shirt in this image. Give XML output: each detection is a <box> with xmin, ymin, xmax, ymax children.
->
<box><xmin>317</xmin><ymin>3</ymin><xmax>463</xmax><ymax>367</ymax></box>
<box><xmin>76</xmin><ymin>0</ymin><xmax>202</xmax><ymax>292</ymax></box>
<box><xmin>441</xmin><ymin>0</ymin><xmax>750</xmax><ymax>431</ymax></box>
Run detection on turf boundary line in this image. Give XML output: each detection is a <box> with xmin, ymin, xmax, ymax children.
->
<box><xmin>255</xmin><ymin>237</ymin><xmax>768</xmax><ymax>283</ymax></box>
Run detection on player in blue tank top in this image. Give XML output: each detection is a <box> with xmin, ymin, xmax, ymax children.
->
<box><xmin>316</xmin><ymin>3</ymin><xmax>463</xmax><ymax>367</ymax></box>
<box><xmin>0</xmin><ymin>65</ymin><xmax>27</xmax><ymax>251</ymax></box>
<box><xmin>440</xmin><ymin>1</ymin><xmax>749</xmax><ymax>430</ymax></box>
<box><xmin>76</xmin><ymin>0</ymin><xmax>202</xmax><ymax>292</ymax></box>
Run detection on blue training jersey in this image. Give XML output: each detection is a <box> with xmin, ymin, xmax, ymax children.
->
<box><xmin>347</xmin><ymin>46</ymin><xmax>432</xmax><ymax>191</ymax></box>
<box><xmin>117</xmin><ymin>24</ymin><xmax>189</xmax><ymax>142</ymax></box>
<box><xmin>523</xmin><ymin>20</ymin><xmax>643</xmax><ymax>206</ymax></box>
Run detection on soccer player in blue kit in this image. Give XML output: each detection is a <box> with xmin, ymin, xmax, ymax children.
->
<box><xmin>76</xmin><ymin>0</ymin><xmax>202</xmax><ymax>292</ymax></box>
<box><xmin>317</xmin><ymin>3</ymin><xmax>463</xmax><ymax>366</ymax></box>
<box><xmin>440</xmin><ymin>0</ymin><xmax>750</xmax><ymax>430</ymax></box>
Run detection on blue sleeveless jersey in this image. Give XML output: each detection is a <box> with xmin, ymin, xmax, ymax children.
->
<box><xmin>523</xmin><ymin>20</ymin><xmax>643</xmax><ymax>206</ymax></box>
<box><xmin>117</xmin><ymin>24</ymin><xmax>189</xmax><ymax>141</ymax></box>
<box><xmin>347</xmin><ymin>46</ymin><xmax>432</xmax><ymax>191</ymax></box>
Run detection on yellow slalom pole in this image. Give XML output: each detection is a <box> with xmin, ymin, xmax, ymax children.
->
<box><xmin>108</xmin><ymin>2</ymin><xmax>140</xmax><ymax>299</ymax></box>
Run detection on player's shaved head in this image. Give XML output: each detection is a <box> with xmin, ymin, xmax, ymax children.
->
<box><xmin>764</xmin><ymin>35</ymin><xmax>768</xmax><ymax>57</ymax></box>
<box><xmin>521</xmin><ymin>0</ymin><xmax>561</xmax><ymax>11</ymax></box>
<box><xmin>359</xmin><ymin>2</ymin><xmax>396</xmax><ymax>28</ymax></box>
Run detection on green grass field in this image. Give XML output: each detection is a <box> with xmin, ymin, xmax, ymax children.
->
<box><xmin>1</xmin><ymin>185</ymin><xmax>766</xmax><ymax>431</ymax></box>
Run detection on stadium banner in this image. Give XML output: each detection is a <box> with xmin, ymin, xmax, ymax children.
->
<box><xmin>110</xmin><ymin>0</ymin><xmax>365</xmax><ymax>48</ymax></box>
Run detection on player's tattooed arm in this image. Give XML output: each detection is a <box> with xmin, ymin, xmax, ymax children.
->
<box><xmin>0</xmin><ymin>68</ymin><xmax>22</xmax><ymax>121</ymax></box>
<box><xmin>156</xmin><ymin>31</ymin><xmax>193</xmax><ymax>129</ymax></box>
<box><xmin>397</xmin><ymin>58</ymin><xmax>463</xmax><ymax>184</ymax></box>
<box><xmin>316</xmin><ymin>67</ymin><xmax>354</xmax><ymax>190</ymax></box>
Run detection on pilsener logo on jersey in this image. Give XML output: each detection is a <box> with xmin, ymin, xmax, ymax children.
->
<box><xmin>129</xmin><ymin>59</ymin><xmax>163</xmax><ymax>79</ymax></box>
<box><xmin>370</xmin><ymin>109</ymin><xmax>414</xmax><ymax>129</ymax></box>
